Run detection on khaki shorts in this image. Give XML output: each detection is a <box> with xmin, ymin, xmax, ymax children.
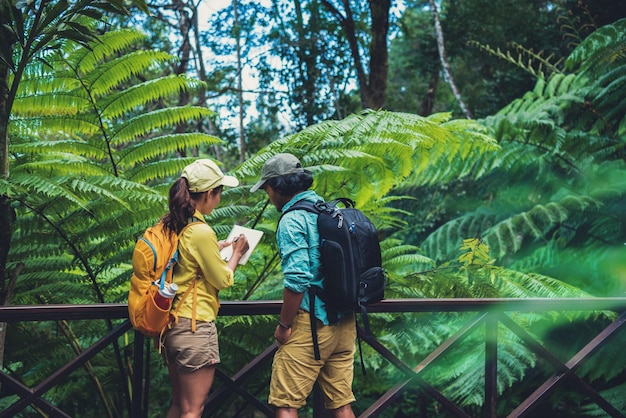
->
<box><xmin>163</xmin><ymin>317</ymin><xmax>220</xmax><ymax>374</ymax></box>
<box><xmin>269</xmin><ymin>310</ymin><xmax>356</xmax><ymax>410</ymax></box>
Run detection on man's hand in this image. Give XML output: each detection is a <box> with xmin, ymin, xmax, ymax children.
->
<box><xmin>274</xmin><ymin>324</ymin><xmax>292</xmax><ymax>344</ymax></box>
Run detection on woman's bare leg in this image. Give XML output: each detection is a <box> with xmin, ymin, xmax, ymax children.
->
<box><xmin>166</xmin><ymin>360</ymin><xmax>182</xmax><ymax>418</ymax></box>
<box><xmin>177</xmin><ymin>365</ymin><xmax>216</xmax><ymax>418</ymax></box>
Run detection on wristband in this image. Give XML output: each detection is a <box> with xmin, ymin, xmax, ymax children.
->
<box><xmin>278</xmin><ymin>320</ymin><xmax>291</xmax><ymax>330</ymax></box>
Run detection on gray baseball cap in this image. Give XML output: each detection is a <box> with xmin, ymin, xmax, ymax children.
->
<box><xmin>250</xmin><ymin>153</ymin><xmax>305</xmax><ymax>192</ymax></box>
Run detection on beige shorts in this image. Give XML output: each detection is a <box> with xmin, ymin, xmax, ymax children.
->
<box><xmin>269</xmin><ymin>310</ymin><xmax>356</xmax><ymax>410</ymax></box>
<box><xmin>163</xmin><ymin>317</ymin><xmax>220</xmax><ymax>374</ymax></box>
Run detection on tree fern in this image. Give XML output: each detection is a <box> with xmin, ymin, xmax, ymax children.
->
<box><xmin>236</xmin><ymin>109</ymin><xmax>498</xmax><ymax>209</ymax></box>
<box><xmin>378</xmin><ymin>19</ymin><xmax>626</xmax><ymax>416</ymax></box>
<box><xmin>4</xmin><ymin>24</ymin><xmax>226</xmax><ymax>417</ymax></box>
<box><xmin>412</xmin><ymin>17</ymin><xmax>626</xmax><ymax>283</ymax></box>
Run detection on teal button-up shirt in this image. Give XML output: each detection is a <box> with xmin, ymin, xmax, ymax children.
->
<box><xmin>276</xmin><ymin>190</ymin><xmax>333</xmax><ymax>324</ymax></box>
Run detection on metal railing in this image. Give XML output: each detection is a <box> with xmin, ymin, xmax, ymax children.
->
<box><xmin>1</xmin><ymin>298</ymin><xmax>625</xmax><ymax>418</ymax></box>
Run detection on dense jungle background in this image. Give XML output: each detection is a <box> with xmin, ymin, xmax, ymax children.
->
<box><xmin>1</xmin><ymin>0</ymin><xmax>625</xmax><ymax>416</ymax></box>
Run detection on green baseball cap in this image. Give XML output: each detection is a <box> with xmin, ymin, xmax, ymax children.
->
<box><xmin>250</xmin><ymin>153</ymin><xmax>306</xmax><ymax>192</ymax></box>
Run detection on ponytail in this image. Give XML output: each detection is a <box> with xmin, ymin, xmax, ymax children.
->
<box><xmin>162</xmin><ymin>178</ymin><xmax>197</xmax><ymax>233</ymax></box>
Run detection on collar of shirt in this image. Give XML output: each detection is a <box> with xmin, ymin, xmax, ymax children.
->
<box><xmin>282</xmin><ymin>190</ymin><xmax>322</xmax><ymax>212</ymax></box>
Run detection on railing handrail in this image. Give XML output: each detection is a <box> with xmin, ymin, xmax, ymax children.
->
<box><xmin>2</xmin><ymin>298</ymin><xmax>626</xmax><ymax>418</ymax></box>
<box><xmin>1</xmin><ymin>297</ymin><xmax>625</xmax><ymax>322</ymax></box>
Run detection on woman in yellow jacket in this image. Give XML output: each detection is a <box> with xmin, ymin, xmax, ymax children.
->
<box><xmin>161</xmin><ymin>159</ymin><xmax>249</xmax><ymax>418</ymax></box>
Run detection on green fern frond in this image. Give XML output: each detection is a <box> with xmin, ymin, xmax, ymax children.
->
<box><xmin>15</xmin><ymin>71</ymin><xmax>81</xmax><ymax>96</ymax></box>
<box><xmin>384</xmin><ymin>253</ymin><xmax>435</xmax><ymax>272</ymax></box>
<box><xmin>111</xmin><ymin>106</ymin><xmax>214</xmax><ymax>145</ymax></box>
<box><xmin>10</xmin><ymin>115</ymin><xmax>101</xmax><ymax>137</ymax></box>
<box><xmin>566</xmin><ymin>18</ymin><xmax>626</xmax><ymax>73</ymax></box>
<box><xmin>486</xmin><ymin>74</ymin><xmax>584</xmax><ymax>131</ymax></box>
<box><xmin>511</xmin><ymin>244</ymin><xmax>626</xmax><ymax>297</ymax></box>
<box><xmin>70</xmin><ymin>178</ymin><xmax>133</xmax><ymax>209</ymax></box>
<box><xmin>364</xmin><ymin>203</ymin><xmax>413</xmax><ymax>230</ymax></box>
<box><xmin>579</xmin><ymin>384</ymin><xmax>626</xmax><ymax>417</ymax></box>
<box><xmin>242</xmin><ymin>110</ymin><xmax>498</xmax><ymax>203</ymax></box>
<box><xmin>124</xmin><ymin>157</ymin><xmax>197</xmax><ymax>184</ymax></box>
<box><xmin>84</xmin><ymin>50</ymin><xmax>176</xmax><ymax>97</ymax></box>
<box><xmin>12</xmin><ymin>90</ymin><xmax>89</xmax><ymax>116</ymax></box>
<box><xmin>71</xmin><ymin>28</ymin><xmax>149</xmax><ymax>73</ymax></box>
<box><xmin>119</xmin><ymin>133</ymin><xmax>221</xmax><ymax>167</ymax></box>
<box><xmin>421</xmin><ymin>185</ymin><xmax>606</xmax><ymax>271</ymax></box>
<box><xmin>498</xmin><ymin>270</ymin><xmax>594</xmax><ymax>299</ymax></box>
<box><xmin>381</xmin><ymin>239</ymin><xmax>428</xmax><ymax>261</ymax></box>
<box><xmin>11</xmin><ymin>140</ymin><xmax>108</xmax><ymax>160</ymax></box>
<box><xmin>9</xmin><ymin>173</ymin><xmax>89</xmax><ymax>208</ymax></box>
<box><xmin>588</xmin><ymin>64</ymin><xmax>626</xmax><ymax>136</ymax></box>
<box><xmin>421</xmin><ymin>208</ymin><xmax>499</xmax><ymax>263</ymax></box>
<box><xmin>468</xmin><ymin>40</ymin><xmax>563</xmax><ymax>78</ymax></box>
<box><xmin>209</xmin><ymin>204</ymin><xmax>257</xmax><ymax>225</ymax></box>
<box><xmin>101</xmin><ymin>75</ymin><xmax>205</xmax><ymax>119</ymax></box>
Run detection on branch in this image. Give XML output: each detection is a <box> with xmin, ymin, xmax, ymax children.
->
<box><xmin>429</xmin><ymin>0</ymin><xmax>472</xmax><ymax>119</ymax></box>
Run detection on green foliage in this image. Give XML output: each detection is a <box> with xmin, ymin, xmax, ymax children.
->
<box><xmin>386</xmin><ymin>4</ymin><xmax>443</xmax><ymax>115</ymax></box>
<box><xmin>4</xmin><ymin>10</ymin><xmax>626</xmax><ymax>418</ymax></box>
<box><xmin>458</xmin><ymin>238</ymin><xmax>501</xmax><ymax>286</ymax></box>
<box><xmin>0</xmin><ymin>0</ymin><xmax>143</xmax><ymax>73</ymax></box>
<box><xmin>405</xmin><ymin>18</ymin><xmax>626</xmax><ymax>300</ymax></box>
<box><xmin>380</xmin><ymin>18</ymin><xmax>626</xmax><ymax>416</ymax></box>
<box><xmin>236</xmin><ymin>109</ymin><xmax>498</xmax><ymax>209</ymax></box>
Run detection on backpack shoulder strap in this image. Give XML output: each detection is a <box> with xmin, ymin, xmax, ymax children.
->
<box><xmin>167</xmin><ymin>217</ymin><xmax>204</xmax><ymax>335</ymax></box>
<box><xmin>180</xmin><ymin>216</ymin><xmax>204</xmax><ymax>234</ymax></box>
<box><xmin>279</xmin><ymin>199</ymin><xmax>321</xmax><ymax>219</ymax></box>
<box><xmin>277</xmin><ymin>200</ymin><xmax>324</xmax><ymax>360</ymax></box>
<box><xmin>278</xmin><ymin>199</ymin><xmax>323</xmax><ymax>231</ymax></box>
<box><xmin>281</xmin><ymin>198</ymin><xmax>353</xmax><ymax>221</ymax></box>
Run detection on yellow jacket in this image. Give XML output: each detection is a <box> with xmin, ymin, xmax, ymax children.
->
<box><xmin>172</xmin><ymin>210</ymin><xmax>234</xmax><ymax>322</ymax></box>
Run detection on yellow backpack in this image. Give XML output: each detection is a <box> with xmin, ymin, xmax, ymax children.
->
<box><xmin>128</xmin><ymin>219</ymin><xmax>201</xmax><ymax>337</ymax></box>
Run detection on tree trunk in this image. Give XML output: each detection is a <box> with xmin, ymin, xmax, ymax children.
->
<box><xmin>0</xmin><ymin>2</ymin><xmax>17</xmax><ymax>378</ymax></box>
<box><xmin>429</xmin><ymin>0</ymin><xmax>472</xmax><ymax>119</ymax></box>
<box><xmin>367</xmin><ymin>0</ymin><xmax>390</xmax><ymax>110</ymax></box>
<box><xmin>190</xmin><ymin>1</ymin><xmax>222</xmax><ymax>160</ymax></box>
<box><xmin>322</xmin><ymin>0</ymin><xmax>391</xmax><ymax>110</ymax></box>
<box><xmin>234</xmin><ymin>0</ymin><xmax>246</xmax><ymax>161</ymax></box>
<box><xmin>419</xmin><ymin>72</ymin><xmax>440</xmax><ymax>116</ymax></box>
<box><xmin>173</xmin><ymin>0</ymin><xmax>194</xmax><ymax>155</ymax></box>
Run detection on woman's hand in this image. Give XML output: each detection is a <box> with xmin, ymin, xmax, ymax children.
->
<box><xmin>219</xmin><ymin>234</ymin><xmax>250</xmax><ymax>253</ymax></box>
<box><xmin>231</xmin><ymin>234</ymin><xmax>250</xmax><ymax>256</ymax></box>
<box><xmin>226</xmin><ymin>234</ymin><xmax>250</xmax><ymax>272</ymax></box>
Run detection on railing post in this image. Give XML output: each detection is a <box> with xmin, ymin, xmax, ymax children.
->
<box><xmin>484</xmin><ymin>314</ymin><xmax>498</xmax><ymax>418</ymax></box>
<box><xmin>313</xmin><ymin>381</ymin><xmax>332</xmax><ymax>417</ymax></box>
<box><xmin>131</xmin><ymin>331</ymin><xmax>145</xmax><ymax>418</ymax></box>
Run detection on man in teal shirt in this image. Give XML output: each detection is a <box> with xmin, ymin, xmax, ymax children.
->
<box><xmin>250</xmin><ymin>153</ymin><xmax>356</xmax><ymax>418</ymax></box>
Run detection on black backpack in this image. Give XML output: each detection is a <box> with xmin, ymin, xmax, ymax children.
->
<box><xmin>280</xmin><ymin>197</ymin><xmax>386</xmax><ymax>359</ymax></box>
